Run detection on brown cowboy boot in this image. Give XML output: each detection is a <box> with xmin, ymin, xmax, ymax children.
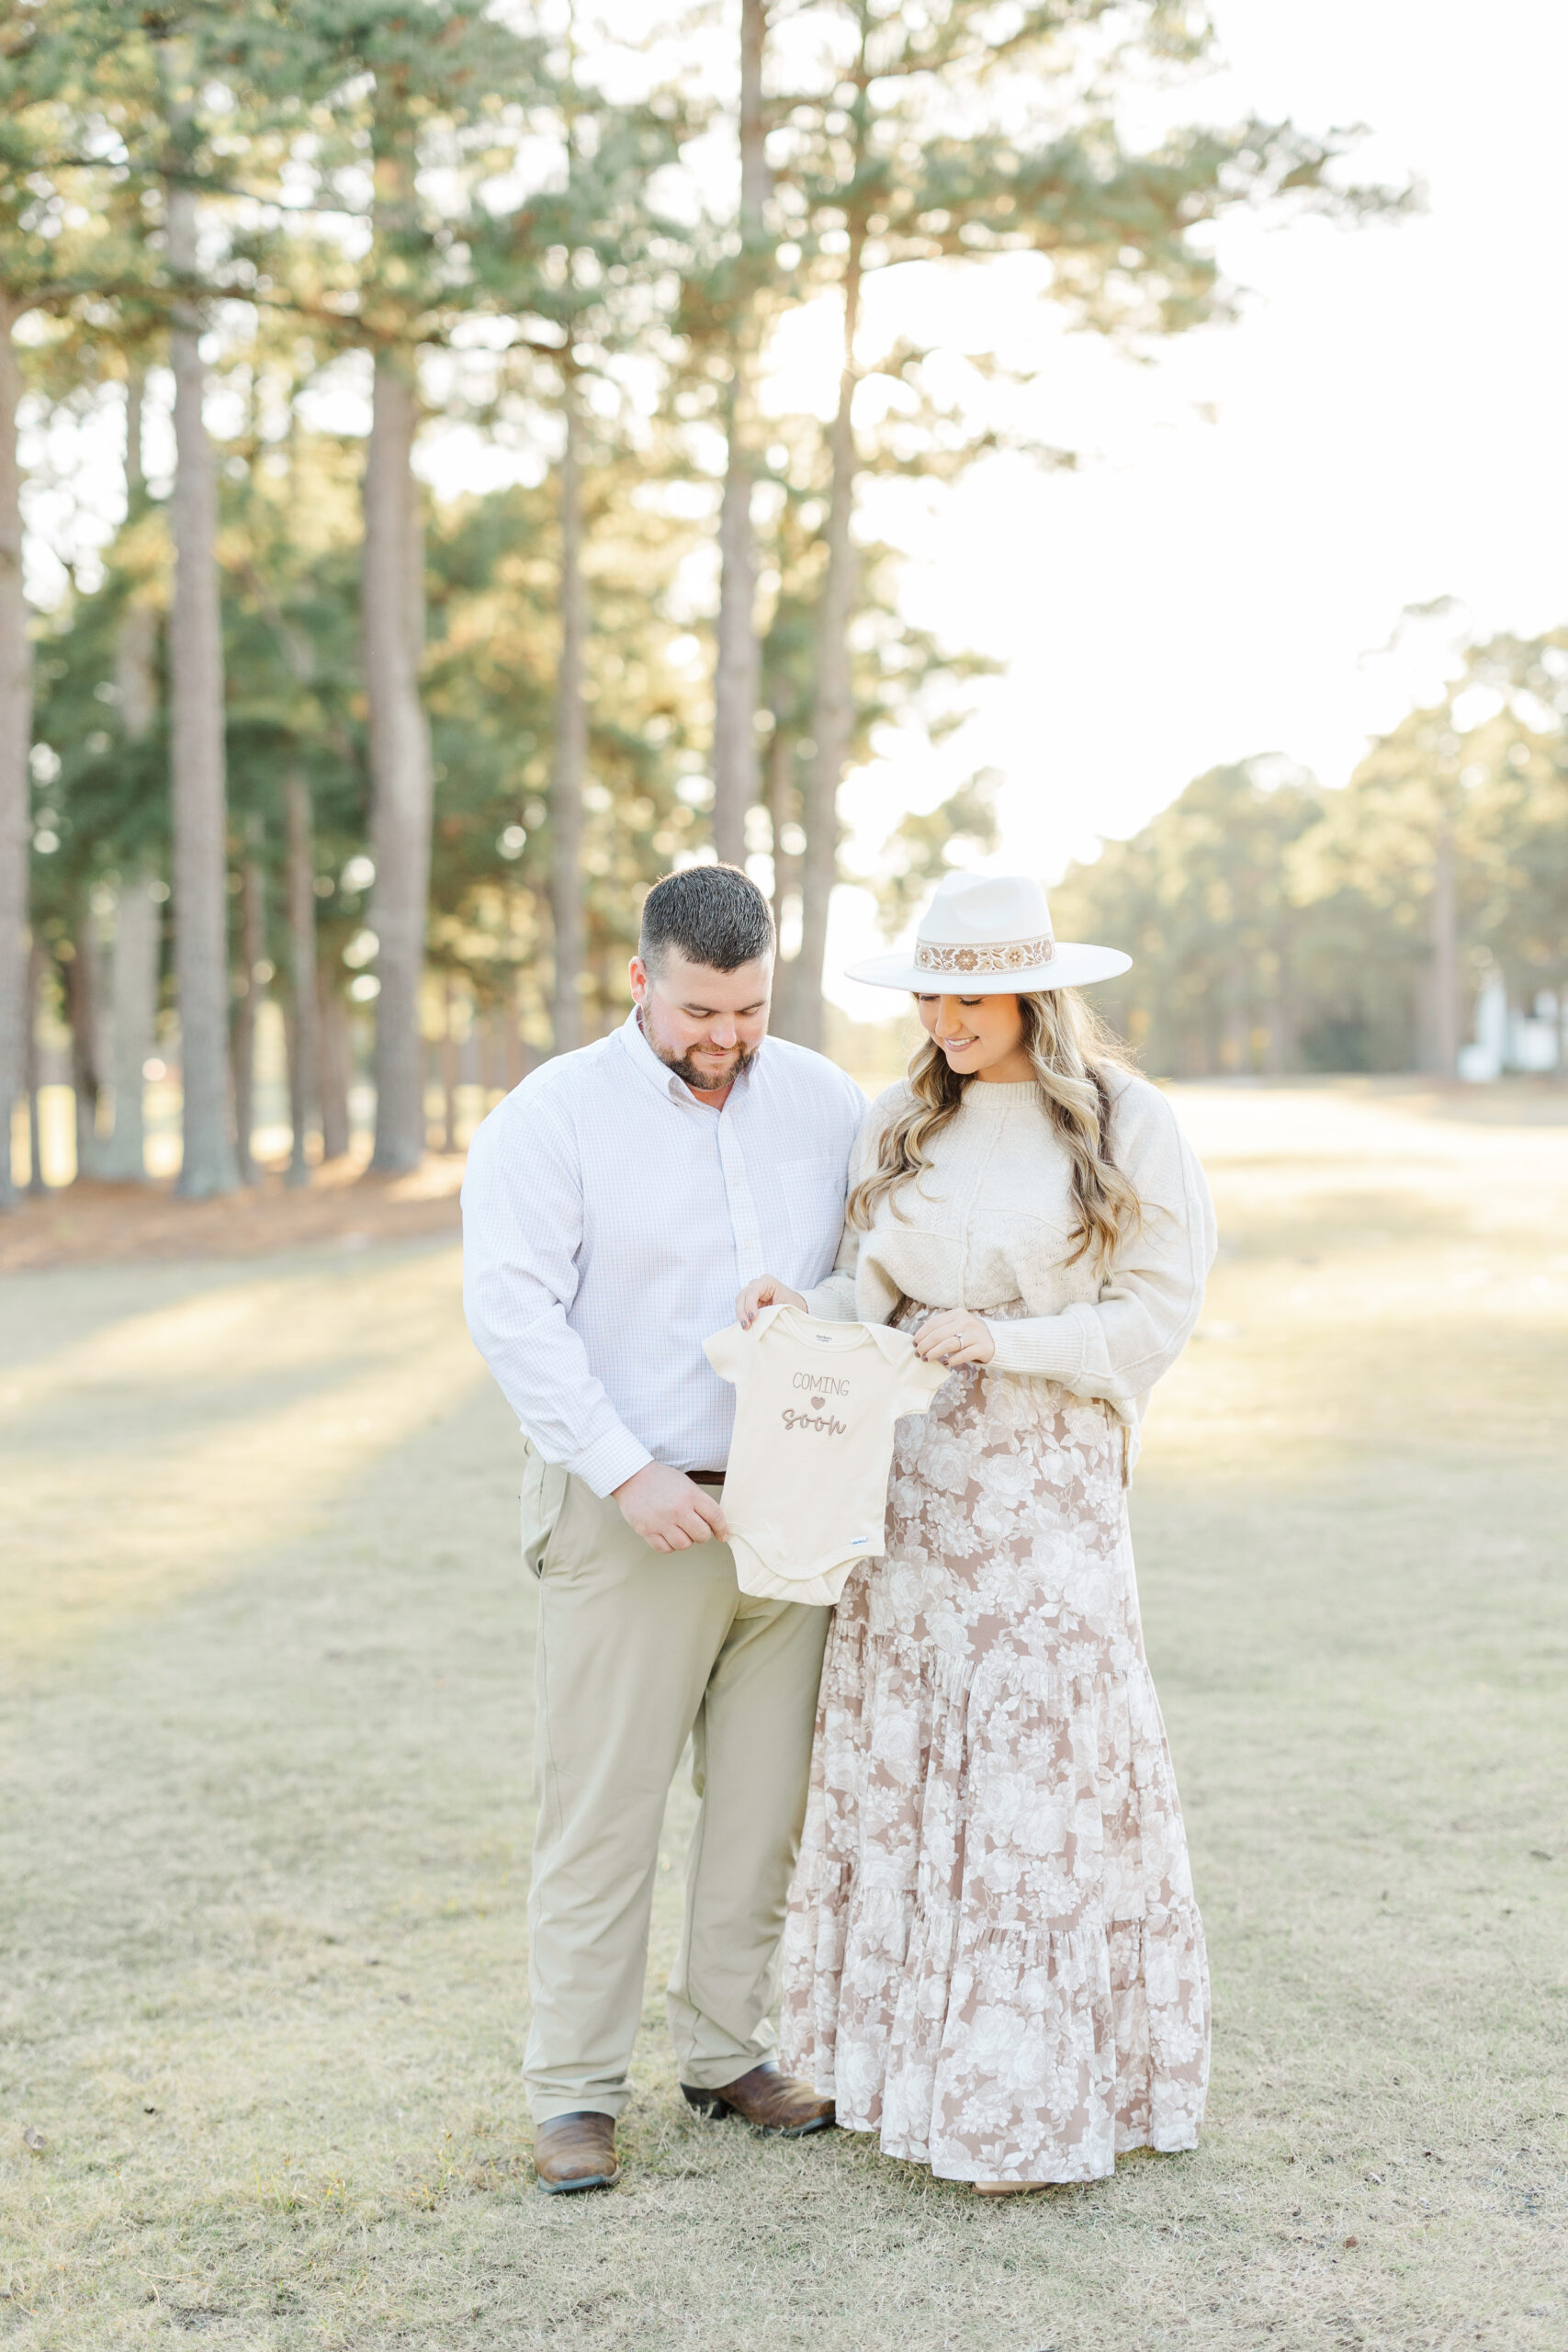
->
<box><xmin>534</xmin><ymin>2111</ymin><xmax>620</xmax><ymax>2195</ymax></box>
<box><xmin>681</xmin><ymin>2061</ymin><xmax>835</xmax><ymax>2138</ymax></box>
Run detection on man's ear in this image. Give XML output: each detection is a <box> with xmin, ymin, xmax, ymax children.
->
<box><xmin>628</xmin><ymin>955</ymin><xmax>649</xmax><ymax>1005</ymax></box>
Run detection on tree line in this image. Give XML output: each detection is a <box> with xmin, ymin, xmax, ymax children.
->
<box><xmin>1051</xmin><ymin>625</ymin><xmax>1568</xmax><ymax>1080</ymax></box>
<box><xmin>1</xmin><ymin>0</ymin><xmax>1397</xmax><ymax>1205</ymax></box>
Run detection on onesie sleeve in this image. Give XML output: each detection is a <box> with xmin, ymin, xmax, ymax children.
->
<box><xmin>702</xmin><ymin>1320</ymin><xmax>752</xmax><ymax>1391</ymax></box>
<box><xmin>895</xmin><ymin>1348</ymin><xmax>951</xmax><ymax>1416</ymax></box>
<box><xmin>981</xmin><ymin>1079</ymin><xmax>1217</xmax><ymax>1409</ymax></box>
<box><xmin>866</xmin><ymin>1322</ymin><xmax>951</xmax><ymax>1415</ymax></box>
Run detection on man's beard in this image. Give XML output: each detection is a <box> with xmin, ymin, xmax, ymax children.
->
<box><xmin>640</xmin><ymin>1014</ymin><xmax>758</xmax><ymax>1092</ymax></box>
<box><xmin>663</xmin><ymin>1040</ymin><xmax>758</xmax><ymax>1091</ymax></box>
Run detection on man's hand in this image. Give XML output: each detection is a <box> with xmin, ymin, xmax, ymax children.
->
<box><xmin>735</xmin><ymin>1273</ymin><xmax>808</xmax><ymax>1329</ymax></box>
<box><xmin>613</xmin><ymin>1463</ymin><xmax>728</xmax><ymax>1553</ymax></box>
<box><xmin>912</xmin><ymin>1307</ymin><xmax>996</xmax><ymax>1369</ymax></box>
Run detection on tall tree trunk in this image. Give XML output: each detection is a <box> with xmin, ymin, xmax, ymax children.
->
<box><xmin>0</xmin><ymin>291</ymin><xmax>32</xmax><ymax>1213</ymax></box>
<box><xmin>285</xmin><ymin>771</ymin><xmax>317</xmax><ymax>1185</ymax></box>
<box><xmin>766</xmin><ymin>717</ymin><xmax>798</xmax><ymax>1026</ymax></box>
<box><xmin>317</xmin><ymin>967</ymin><xmax>352</xmax><ymax>1162</ymax></box>
<box><xmin>550</xmin><ymin>361</ymin><xmax>587</xmax><ymax>1056</ymax></box>
<box><xmin>364</xmin><ymin>352</ymin><xmax>434</xmax><ymax>1172</ymax></box>
<box><xmin>712</xmin><ymin>413</ymin><xmax>759</xmax><ymax>869</ymax></box>
<box><xmin>231</xmin><ymin>824</ymin><xmax>265</xmax><ymax>1184</ymax></box>
<box><xmin>125</xmin><ymin>364</ymin><xmax>146</xmax><ymax>505</ymax></box>
<box><xmin>1427</xmin><ymin>820</ymin><xmax>1459</xmax><ymax>1079</ymax></box>
<box><xmin>505</xmin><ymin>973</ymin><xmax>526</xmax><ymax>1093</ymax></box>
<box><xmin>167</xmin><ymin>182</ymin><xmax>240</xmax><ymax>1196</ymax></box>
<box><xmin>115</xmin><ymin>598</ymin><xmax>158</xmax><ymax>743</ymax></box>
<box><xmin>99</xmin><ymin>874</ymin><xmax>159</xmax><ymax>1182</ymax></box>
<box><xmin>711</xmin><ymin>0</ymin><xmax>770</xmax><ymax>868</ymax></box>
<box><xmin>479</xmin><ymin>1000</ymin><xmax>499</xmax><ymax>1102</ymax></box>
<box><xmin>99</xmin><ymin>488</ymin><xmax>161</xmax><ymax>1185</ymax></box>
<box><xmin>788</xmin><ymin>241</ymin><xmax>863</xmax><ymax>1051</ymax></box>
<box><xmin>63</xmin><ymin>925</ymin><xmax>105</xmax><ymax>1178</ymax></box>
<box><xmin>440</xmin><ymin>971</ymin><xmax>459</xmax><ymax>1152</ymax></box>
<box><xmin>25</xmin><ymin>934</ymin><xmax>44</xmax><ymax>1194</ymax></box>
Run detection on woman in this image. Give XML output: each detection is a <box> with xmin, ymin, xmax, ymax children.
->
<box><xmin>737</xmin><ymin>873</ymin><xmax>1215</xmax><ymax>2194</ymax></box>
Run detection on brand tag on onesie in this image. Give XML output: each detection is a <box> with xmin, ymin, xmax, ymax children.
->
<box><xmin>702</xmin><ymin>1304</ymin><xmax>949</xmax><ymax>1609</ymax></box>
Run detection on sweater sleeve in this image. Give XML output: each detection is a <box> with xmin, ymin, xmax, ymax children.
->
<box><xmin>802</xmin><ymin>1083</ymin><xmax>907</xmax><ymax>1321</ymax></box>
<box><xmin>981</xmin><ymin>1083</ymin><xmax>1217</xmax><ymax>1408</ymax></box>
<box><xmin>802</xmin><ymin>1232</ymin><xmax>861</xmax><ymax>1321</ymax></box>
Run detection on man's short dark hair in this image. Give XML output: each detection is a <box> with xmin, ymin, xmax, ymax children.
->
<box><xmin>639</xmin><ymin>863</ymin><xmax>775</xmax><ymax>973</ymax></box>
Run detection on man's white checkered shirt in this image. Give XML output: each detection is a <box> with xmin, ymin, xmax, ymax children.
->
<box><xmin>461</xmin><ymin>1010</ymin><xmax>866</xmax><ymax>1497</ymax></box>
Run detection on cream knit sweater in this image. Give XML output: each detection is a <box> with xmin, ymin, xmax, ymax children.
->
<box><xmin>805</xmin><ymin>1069</ymin><xmax>1216</xmax><ymax>1469</ymax></box>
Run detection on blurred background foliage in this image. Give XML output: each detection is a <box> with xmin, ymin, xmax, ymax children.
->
<box><xmin>5</xmin><ymin>0</ymin><xmax>1564</xmax><ymax>1200</ymax></box>
<box><xmin>1052</xmin><ymin>629</ymin><xmax>1568</xmax><ymax>1080</ymax></box>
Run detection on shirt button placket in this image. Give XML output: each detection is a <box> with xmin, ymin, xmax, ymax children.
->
<box><xmin>718</xmin><ymin>1111</ymin><xmax>763</xmax><ymax>1286</ymax></box>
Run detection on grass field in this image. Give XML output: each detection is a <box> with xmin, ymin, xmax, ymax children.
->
<box><xmin>2</xmin><ymin>1079</ymin><xmax>1565</xmax><ymax>2351</ymax></box>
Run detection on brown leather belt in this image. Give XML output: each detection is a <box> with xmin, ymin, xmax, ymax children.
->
<box><xmin>687</xmin><ymin>1470</ymin><xmax>727</xmax><ymax>1485</ymax></box>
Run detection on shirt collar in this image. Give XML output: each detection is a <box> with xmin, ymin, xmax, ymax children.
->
<box><xmin>617</xmin><ymin>1006</ymin><xmax>763</xmax><ymax>1108</ymax></box>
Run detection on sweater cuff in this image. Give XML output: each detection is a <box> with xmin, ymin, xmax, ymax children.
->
<box><xmin>983</xmin><ymin>1313</ymin><xmax>1087</xmax><ymax>1380</ymax></box>
<box><xmin>568</xmin><ymin>1426</ymin><xmax>655</xmax><ymax>1499</ymax></box>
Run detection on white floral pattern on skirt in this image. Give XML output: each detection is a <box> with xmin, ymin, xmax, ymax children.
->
<box><xmin>779</xmin><ymin>1303</ymin><xmax>1210</xmax><ymax>2185</ymax></box>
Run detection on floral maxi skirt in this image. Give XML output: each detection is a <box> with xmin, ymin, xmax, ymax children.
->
<box><xmin>779</xmin><ymin>1319</ymin><xmax>1210</xmax><ymax>2185</ymax></box>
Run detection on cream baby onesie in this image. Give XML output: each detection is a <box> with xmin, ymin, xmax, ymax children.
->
<box><xmin>702</xmin><ymin>1304</ymin><xmax>948</xmax><ymax>1606</ymax></box>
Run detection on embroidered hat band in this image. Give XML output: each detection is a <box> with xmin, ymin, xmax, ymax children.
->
<box><xmin>914</xmin><ymin>933</ymin><xmax>1055</xmax><ymax>977</ymax></box>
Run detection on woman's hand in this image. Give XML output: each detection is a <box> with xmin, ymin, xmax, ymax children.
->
<box><xmin>913</xmin><ymin>1308</ymin><xmax>996</xmax><ymax>1368</ymax></box>
<box><xmin>736</xmin><ymin>1274</ymin><xmax>807</xmax><ymax>1329</ymax></box>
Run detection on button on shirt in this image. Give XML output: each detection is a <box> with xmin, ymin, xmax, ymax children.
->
<box><xmin>461</xmin><ymin>1010</ymin><xmax>866</xmax><ymax>1498</ymax></box>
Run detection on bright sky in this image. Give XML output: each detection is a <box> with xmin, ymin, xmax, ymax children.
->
<box><xmin>815</xmin><ymin>0</ymin><xmax>1568</xmax><ymax>1016</ymax></box>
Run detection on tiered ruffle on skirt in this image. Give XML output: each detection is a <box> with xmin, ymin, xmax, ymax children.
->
<box><xmin>779</xmin><ymin>1314</ymin><xmax>1209</xmax><ymax>2185</ymax></box>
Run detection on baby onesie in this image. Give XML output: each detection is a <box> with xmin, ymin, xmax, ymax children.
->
<box><xmin>702</xmin><ymin>1304</ymin><xmax>949</xmax><ymax>1606</ymax></box>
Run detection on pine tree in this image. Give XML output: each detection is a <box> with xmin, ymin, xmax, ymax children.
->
<box><xmin>709</xmin><ymin>0</ymin><xmax>771</xmax><ymax>869</ymax></box>
<box><xmin>360</xmin><ymin>89</ymin><xmax>434</xmax><ymax>1168</ymax></box>
<box><xmin>0</xmin><ymin>0</ymin><xmax>84</xmax><ymax>1208</ymax></box>
<box><xmin>263</xmin><ymin>0</ymin><xmax>538</xmax><ymax>1169</ymax></box>
<box><xmin>0</xmin><ymin>0</ymin><xmax>164</xmax><ymax>1204</ymax></box>
<box><xmin>158</xmin><ymin>30</ymin><xmax>242</xmax><ymax>1193</ymax></box>
<box><xmin>0</xmin><ymin>288</ymin><xmax>29</xmax><ymax>1208</ymax></box>
<box><xmin>98</xmin><ymin>371</ymin><xmax>163</xmax><ymax>1185</ymax></box>
<box><xmin>767</xmin><ymin>0</ymin><xmax>1404</xmax><ymax>1046</ymax></box>
<box><xmin>474</xmin><ymin>52</ymin><xmax>689</xmax><ymax>1052</ymax></box>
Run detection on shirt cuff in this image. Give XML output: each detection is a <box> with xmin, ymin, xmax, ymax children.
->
<box><xmin>982</xmin><ymin>1313</ymin><xmax>1087</xmax><ymax>1380</ymax></box>
<box><xmin>565</xmin><ymin>1426</ymin><xmax>654</xmax><ymax>1499</ymax></box>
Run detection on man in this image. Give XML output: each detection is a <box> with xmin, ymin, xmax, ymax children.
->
<box><xmin>461</xmin><ymin>864</ymin><xmax>864</xmax><ymax>2194</ymax></box>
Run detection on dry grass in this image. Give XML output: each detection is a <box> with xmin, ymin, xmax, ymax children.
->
<box><xmin>1</xmin><ymin>1079</ymin><xmax>1564</xmax><ymax>2351</ymax></box>
<box><xmin>0</xmin><ymin>1150</ymin><xmax>464</xmax><ymax>1279</ymax></box>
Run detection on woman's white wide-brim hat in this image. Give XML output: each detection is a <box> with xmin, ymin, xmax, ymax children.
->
<box><xmin>845</xmin><ymin>872</ymin><xmax>1132</xmax><ymax>994</ymax></box>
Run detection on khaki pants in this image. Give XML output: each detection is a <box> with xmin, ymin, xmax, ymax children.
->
<box><xmin>525</xmin><ymin>1461</ymin><xmax>829</xmax><ymax>2123</ymax></box>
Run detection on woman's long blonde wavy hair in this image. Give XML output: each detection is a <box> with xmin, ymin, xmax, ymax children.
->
<box><xmin>847</xmin><ymin>988</ymin><xmax>1142</xmax><ymax>1273</ymax></box>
